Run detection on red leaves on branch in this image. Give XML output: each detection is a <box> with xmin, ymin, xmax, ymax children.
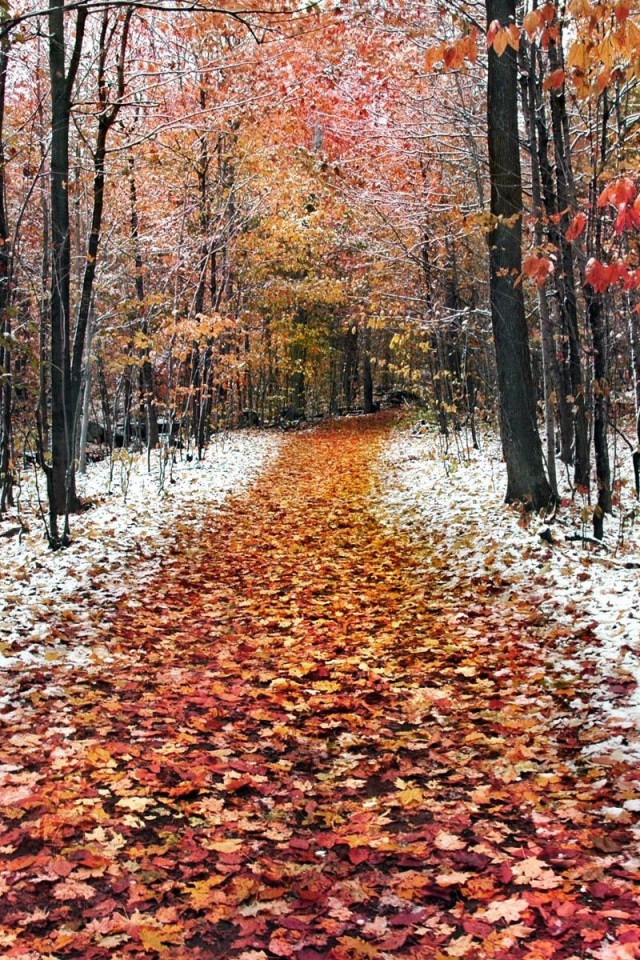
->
<box><xmin>487</xmin><ymin>19</ymin><xmax>520</xmax><ymax>55</ymax></box>
<box><xmin>521</xmin><ymin>254</ymin><xmax>555</xmax><ymax>286</ymax></box>
<box><xmin>598</xmin><ymin>177</ymin><xmax>640</xmax><ymax>233</ymax></box>
<box><xmin>565</xmin><ymin>211</ymin><xmax>587</xmax><ymax>241</ymax></box>
<box><xmin>425</xmin><ymin>30</ymin><xmax>478</xmax><ymax>72</ymax></box>
<box><xmin>543</xmin><ymin>67</ymin><xmax>565</xmax><ymax>90</ymax></box>
<box><xmin>586</xmin><ymin>257</ymin><xmax>640</xmax><ymax>292</ymax></box>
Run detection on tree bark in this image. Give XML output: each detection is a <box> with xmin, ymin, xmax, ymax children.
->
<box><xmin>128</xmin><ymin>151</ymin><xmax>159</xmax><ymax>449</ymax></box>
<box><xmin>519</xmin><ymin>34</ymin><xmax>558</xmax><ymax>498</ymax></box>
<box><xmin>585</xmin><ymin>92</ymin><xmax>612</xmax><ymax>539</ymax></box>
<box><xmin>47</xmin><ymin>0</ymin><xmax>87</xmax><ymax>546</ymax></box>
<box><xmin>547</xmin><ymin>31</ymin><xmax>590</xmax><ymax>488</ymax></box>
<box><xmin>362</xmin><ymin>326</ymin><xmax>375</xmax><ymax>413</ymax></box>
<box><xmin>0</xmin><ymin>35</ymin><xmax>13</xmax><ymax>512</ymax></box>
<box><xmin>486</xmin><ymin>0</ymin><xmax>553</xmax><ymax>509</ymax></box>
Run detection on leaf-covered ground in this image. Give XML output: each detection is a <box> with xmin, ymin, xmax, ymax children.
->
<box><xmin>1</xmin><ymin>415</ymin><xmax>639</xmax><ymax>960</ymax></box>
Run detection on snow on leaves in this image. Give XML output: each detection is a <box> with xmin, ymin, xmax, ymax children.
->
<box><xmin>1</xmin><ymin>416</ymin><xmax>640</xmax><ymax>958</ymax></box>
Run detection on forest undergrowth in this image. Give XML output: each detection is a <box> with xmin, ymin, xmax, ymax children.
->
<box><xmin>1</xmin><ymin>414</ymin><xmax>639</xmax><ymax>960</ymax></box>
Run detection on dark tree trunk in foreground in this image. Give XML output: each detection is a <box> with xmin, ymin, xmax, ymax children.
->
<box><xmin>486</xmin><ymin>0</ymin><xmax>553</xmax><ymax>509</ymax></box>
<box><xmin>47</xmin><ymin>0</ymin><xmax>88</xmax><ymax>546</ymax></box>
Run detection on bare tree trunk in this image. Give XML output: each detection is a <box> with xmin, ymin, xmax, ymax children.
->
<box><xmin>586</xmin><ymin>92</ymin><xmax>612</xmax><ymax>539</ymax></box>
<box><xmin>0</xmin><ymin>35</ymin><xmax>13</xmax><ymax>512</ymax></box>
<box><xmin>519</xmin><ymin>33</ymin><xmax>558</xmax><ymax>498</ymax></box>
<box><xmin>128</xmin><ymin>151</ymin><xmax>159</xmax><ymax>449</ymax></box>
<box><xmin>77</xmin><ymin>305</ymin><xmax>93</xmax><ymax>475</ymax></box>
<box><xmin>47</xmin><ymin>0</ymin><xmax>87</xmax><ymax>545</ymax></box>
<box><xmin>547</xmin><ymin>30</ymin><xmax>590</xmax><ymax>489</ymax></box>
<box><xmin>362</xmin><ymin>326</ymin><xmax>375</xmax><ymax>414</ymax></box>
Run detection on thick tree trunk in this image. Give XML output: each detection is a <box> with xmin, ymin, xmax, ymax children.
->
<box><xmin>486</xmin><ymin>0</ymin><xmax>553</xmax><ymax>509</ymax></box>
<box><xmin>37</xmin><ymin>95</ymin><xmax>50</xmax><ymax>457</ymax></box>
<box><xmin>47</xmin><ymin>0</ymin><xmax>87</xmax><ymax>545</ymax></box>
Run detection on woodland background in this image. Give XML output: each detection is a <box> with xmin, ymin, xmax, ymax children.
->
<box><xmin>0</xmin><ymin>0</ymin><xmax>639</xmax><ymax>545</ymax></box>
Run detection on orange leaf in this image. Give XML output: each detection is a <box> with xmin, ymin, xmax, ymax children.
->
<box><xmin>425</xmin><ymin>44</ymin><xmax>445</xmax><ymax>72</ymax></box>
<box><xmin>462</xmin><ymin>30</ymin><xmax>479</xmax><ymax>64</ymax></box>
<box><xmin>598</xmin><ymin>176</ymin><xmax>637</xmax><ymax>208</ymax></box>
<box><xmin>566</xmin><ymin>212</ymin><xmax>586</xmax><ymax>241</ymax></box>
<box><xmin>522</xmin><ymin>254</ymin><xmax>555</xmax><ymax>286</ymax></box>
<box><xmin>540</xmin><ymin>2</ymin><xmax>557</xmax><ymax>24</ymax></box>
<box><xmin>615</xmin><ymin>0</ymin><xmax>631</xmax><ymax>22</ymax></box>
<box><xmin>543</xmin><ymin>68</ymin><xmax>565</xmax><ymax>91</ymax></box>
<box><xmin>614</xmin><ymin>202</ymin><xmax>640</xmax><ymax>233</ymax></box>
<box><xmin>493</xmin><ymin>28</ymin><xmax>509</xmax><ymax>57</ymax></box>
<box><xmin>585</xmin><ymin>257</ymin><xmax>614</xmax><ymax>292</ymax></box>
<box><xmin>523</xmin><ymin>9</ymin><xmax>542</xmax><ymax>37</ymax></box>
<box><xmin>487</xmin><ymin>19</ymin><xmax>501</xmax><ymax>48</ymax></box>
<box><xmin>506</xmin><ymin>23</ymin><xmax>520</xmax><ymax>50</ymax></box>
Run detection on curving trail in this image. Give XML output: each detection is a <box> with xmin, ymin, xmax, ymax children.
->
<box><xmin>1</xmin><ymin>415</ymin><xmax>639</xmax><ymax>959</ymax></box>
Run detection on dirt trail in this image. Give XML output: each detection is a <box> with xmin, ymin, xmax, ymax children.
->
<box><xmin>1</xmin><ymin>416</ymin><xmax>639</xmax><ymax>959</ymax></box>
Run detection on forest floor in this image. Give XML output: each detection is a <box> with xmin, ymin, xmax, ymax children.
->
<box><xmin>1</xmin><ymin>413</ymin><xmax>640</xmax><ymax>960</ymax></box>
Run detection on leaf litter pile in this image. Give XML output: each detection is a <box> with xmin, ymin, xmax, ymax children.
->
<box><xmin>1</xmin><ymin>416</ymin><xmax>639</xmax><ymax>960</ymax></box>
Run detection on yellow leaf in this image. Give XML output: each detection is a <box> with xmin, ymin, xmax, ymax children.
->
<box><xmin>398</xmin><ymin>786</ymin><xmax>424</xmax><ymax>808</ymax></box>
<box><xmin>567</xmin><ymin>41</ymin><xmax>588</xmax><ymax>72</ymax></box>
<box><xmin>443</xmin><ymin>934</ymin><xmax>475</xmax><ymax>957</ymax></box>
<box><xmin>116</xmin><ymin>796</ymin><xmax>154</xmax><ymax>812</ymax></box>
<box><xmin>183</xmin><ymin>875</ymin><xmax>227</xmax><ymax>908</ymax></box>
<box><xmin>207</xmin><ymin>837</ymin><xmax>243</xmax><ymax>852</ymax></box>
<box><xmin>436</xmin><ymin>871</ymin><xmax>472</xmax><ymax>886</ymax></box>
<box><xmin>337</xmin><ymin>936</ymin><xmax>379</xmax><ymax>958</ymax></box>
<box><xmin>139</xmin><ymin>924</ymin><xmax>184</xmax><ymax>952</ymax></box>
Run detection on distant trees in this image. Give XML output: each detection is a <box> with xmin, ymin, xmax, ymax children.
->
<box><xmin>0</xmin><ymin>0</ymin><xmax>639</xmax><ymax>542</ymax></box>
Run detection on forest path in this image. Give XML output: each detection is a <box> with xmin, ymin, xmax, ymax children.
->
<box><xmin>2</xmin><ymin>415</ymin><xmax>640</xmax><ymax>959</ymax></box>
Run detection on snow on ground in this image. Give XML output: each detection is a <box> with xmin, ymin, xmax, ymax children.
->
<box><xmin>2</xmin><ymin>415</ymin><xmax>639</xmax><ymax>761</ymax></box>
<box><xmin>0</xmin><ymin>432</ymin><xmax>282</xmax><ymax>684</ymax></box>
<box><xmin>373</xmin><ymin>420</ymin><xmax>640</xmax><ymax>759</ymax></box>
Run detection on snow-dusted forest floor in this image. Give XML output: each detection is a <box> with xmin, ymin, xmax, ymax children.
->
<box><xmin>4</xmin><ymin>415</ymin><xmax>640</xmax><ymax>960</ymax></box>
<box><xmin>0</xmin><ymin>432</ymin><xmax>282</xmax><ymax>684</ymax></box>
<box><xmin>375</xmin><ymin>421</ymin><xmax>640</xmax><ymax>765</ymax></box>
<box><xmin>1</xmin><ymin>416</ymin><xmax>639</xmax><ymax>760</ymax></box>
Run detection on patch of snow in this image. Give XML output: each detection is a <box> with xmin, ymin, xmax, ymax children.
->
<box><xmin>374</xmin><ymin>423</ymin><xmax>640</xmax><ymax>759</ymax></box>
<box><xmin>0</xmin><ymin>432</ymin><xmax>282</xmax><ymax>685</ymax></box>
